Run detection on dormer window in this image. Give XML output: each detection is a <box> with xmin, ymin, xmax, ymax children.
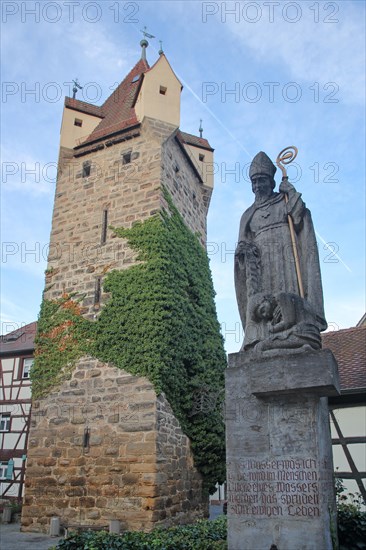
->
<box><xmin>159</xmin><ymin>86</ymin><xmax>167</xmax><ymax>95</ymax></box>
<box><xmin>122</xmin><ymin>152</ymin><xmax>131</xmax><ymax>165</ymax></box>
<box><xmin>82</xmin><ymin>161</ymin><xmax>91</xmax><ymax>178</ymax></box>
<box><xmin>74</xmin><ymin>118</ymin><xmax>83</xmax><ymax>127</ymax></box>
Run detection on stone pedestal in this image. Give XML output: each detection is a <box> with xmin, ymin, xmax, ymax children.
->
<box><xmin>226</xmin><ymin>349</ymin><xmax>340</xmax><ymax>550</ymax></box>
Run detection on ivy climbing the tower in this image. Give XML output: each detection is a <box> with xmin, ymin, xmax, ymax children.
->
<box><xmin>32</xmin><ymin>189</ymin><xmax>227</xmax><ymax>493</ymax></box>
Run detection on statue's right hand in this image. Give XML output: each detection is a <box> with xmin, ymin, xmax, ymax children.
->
<box><xmin>235</xmin><ymin>241</ymin><xmax>247</xmax><ymax>260</ymax></box>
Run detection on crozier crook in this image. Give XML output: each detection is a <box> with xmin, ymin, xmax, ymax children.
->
<box><xmin>276</xmin><ymin>146</ymin><xmax>304</xmax><ymax>298</ymax></box>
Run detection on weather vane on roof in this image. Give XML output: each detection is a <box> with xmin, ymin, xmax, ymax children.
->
<box><xmin>72</xmin><ymin>78</ymin><xmax>83</xmax><ymax>99</ymax></box>
<box><xmin>140</xmin><ymin>26</ymin><xmax>155</xmax><ymax>40</ymax></box>
<box><xmin>139</xmin><ymin>27</ymin><xmax>155</xmax><ymax>61</ymax></box>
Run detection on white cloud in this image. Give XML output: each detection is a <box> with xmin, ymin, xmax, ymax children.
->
<box><xmin>225</xmin><ymin>2</ymin><xmax>365</xmax><ymax>105</ymax></box>
<box><xmin>1</xmin><ymin>147</ymin><xmax>55</xmax><ymax>196</ymax></box>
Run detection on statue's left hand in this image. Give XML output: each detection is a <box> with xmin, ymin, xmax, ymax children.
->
<box><xmin>279</xmin><ymin>178</ymin><xmax>295</xmax><ymax>195</ymax></box>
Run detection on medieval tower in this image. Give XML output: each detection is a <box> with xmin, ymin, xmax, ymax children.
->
<box><xmin>21</xmin><ymin>42</ymin><xmax>226</xmax><ymax>533</ymax></box>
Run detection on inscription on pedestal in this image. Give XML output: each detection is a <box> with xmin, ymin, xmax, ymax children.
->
<box><xmin>228</xmin><ymin>458</ymin><xmax>325</xmax><ymax>519</ymax></box>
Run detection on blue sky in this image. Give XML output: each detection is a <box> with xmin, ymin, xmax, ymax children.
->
<box><xmin>1</xmin><ymin>0</ymin><xmax>365</xmax><ymax>352</ymax></box>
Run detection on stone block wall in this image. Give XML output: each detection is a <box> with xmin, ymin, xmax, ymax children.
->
<box><xmin>22</xmin><ymin>116</ymin><xmax>212</xmax><ymax>533</ymax></box>
<box><xmin>45</xmin><ymin>118</ymin><xmax>210</xmax><ymax>319</ymax></box>
<box><xmin>21</xmin><ymin>358</ymin><xmax>206</xmax><ymax>533</ymax></box>
<box><xmin>161</xmin><ymin>133</ymin><xmax>212</xmax><ymax>244</ymax></box>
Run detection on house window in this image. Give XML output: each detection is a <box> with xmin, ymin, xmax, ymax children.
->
<box><xmin>74</xmin><ymin>118</ymin><xmax>83</xmax><ymax>127</ymax></box>
<box><xmin>0</xmin><ymin>460</ymin><xmax>14</xmax><ymax>480</ymax></box>
<box><xmin>82</xmin><ymin>161</ymin><xmax>91</xmax><ymax>178</ymax></box>
<box><xmin>159</xmin><ymin>86</ymin><xmax>167</xmax><ymax>95</ymax></box>
<box><xmin>0</xmin><ymin>413</ymin><xmax>11</xmax><ymax>432</ymax></box>
<box><xmin>122</xmin><ymin>152</ymin><xmax>131</xmax><ymax>165</ymax></box>
<box><xmin>0</xmin><ymin>463</ymin><xmax>8</xmax><ymax>479</ymax></box>
<box><xmin>199</xmin><ymin>154</ymin><xmax>205</xmax><ymax>162</ymax></box>
<box><xmin>22</xmin><ymin>358</ymin><xmax>34</xmax><ymax>379</ymax></box>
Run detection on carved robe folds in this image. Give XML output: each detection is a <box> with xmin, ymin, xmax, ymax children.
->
<box><xmin>234</xmin><ymin>183</ymin><xmax>327</xmax><ymax>352</ymax></box>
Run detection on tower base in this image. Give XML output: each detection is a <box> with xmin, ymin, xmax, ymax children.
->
<box><xmin>21</xmin><ymin>358</ymin><xmax>207</xmax><ymax>533</ymax></box>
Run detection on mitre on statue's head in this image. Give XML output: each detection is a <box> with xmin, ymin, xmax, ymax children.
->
<box><xmin>249</xmin><ymin>151</ymin><xmax>277</xmax><ymax>180</ymax></box>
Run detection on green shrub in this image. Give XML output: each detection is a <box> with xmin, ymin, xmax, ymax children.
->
<box><xmin>54</xmin><ymin>516</ymin><xmax>227</xmax><ymax>550</ymax></box>
<box><xmin>338</xmin><ymin>508</ymin><xmax>366</xmax><ymax>550</ymax></box>
<box><xmin>336</xmin><ymin>478</ymin><xmax>366</xmax><ymax>550</ymax></box>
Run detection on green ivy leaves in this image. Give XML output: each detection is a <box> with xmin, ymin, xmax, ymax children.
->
<box><xmin>32</xmin><ymin>189</ymin><xmax>227</xmax><ymax>493</ymax></box>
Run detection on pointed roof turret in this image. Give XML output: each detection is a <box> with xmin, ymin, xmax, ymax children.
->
<box><xmin>79</xmin><ymin>58</ymin><xmax>149</xmax><ymax>146</ymax></box>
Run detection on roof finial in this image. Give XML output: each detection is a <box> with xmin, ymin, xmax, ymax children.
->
<box><xmin>158</xmin><ymin>40</ymin><xmax>164</xmax><ymax>55</ymax></box>
<box><xmin>140</xmin><ymin>26</ymin><xmax>155</xmax><ymax>61</ymax></box>
<box><xmin>199</xmin><ymin>119</ymin><xmax>203</xmax><ymax>138</ymax></box>
<box><xmin>72</xmin><ymin>78</ymin><xmax>83</xmax><ymax>99</ymax></box>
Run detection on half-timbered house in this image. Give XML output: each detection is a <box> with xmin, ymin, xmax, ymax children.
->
<box><xmin>0</xmin><ymin>322</ymin><xmax>36</xmax><ymax>501</ymax></box>
<box><xmin>323</xmin><ymin>320</ymin><xmax>366</xmax><ymax>503</ymax></box>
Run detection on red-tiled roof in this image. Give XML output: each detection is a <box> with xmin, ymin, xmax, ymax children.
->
<box><xmin>70</xmin><ymin>56</ymin><xmax>214</xmax><ymax>153</ymax></box>
<box><xmin>78</xmin><ymin>58</ymin><xmax>149</xmax><ymax>146</ymax></box>
<box><xmin>322</xmin><ymin>325</ymin><xmax>366</xmax><ymax>390</ymax></box>
<box><xmin>65</xmin><ymin>97</ymin><xmax>103</xmax><ymax>118</ymax></box>
<box><xmin>178</xmin><ymin>131</ymin><xmax>213</xmax><ymax>151</ymax></box>
<box><xmin>0</xmin><ymin>322</ymin><xmax>37</xmax><ymax>355</ymax></box>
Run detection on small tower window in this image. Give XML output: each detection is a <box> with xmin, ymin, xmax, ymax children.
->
<box><xmin>101</xmin><ymin>209</ymin><xmax>108</xmax><ymax>245</ymax></box>
<box><xmin>122</xmin><ymin>152</ymin><xmax>131</xmax><ymax>165</ymax></box>
<box><xmin>94</xmin><ymin>277</ymin><xmax>102</xmax><ymax>305</ymax></box>
<box><xmin>159</xmin><ymin>86</ymin><xmax>167</xmax><ymax>95</ymax></box>
<box><xmin>199</xmin><ymin>154</ymin><xmax>205</xmax><ymax>162</ymax></box>
<box><xmin>82</xmin><ymin>161</ymin><xmax>91</xmax><ymax>178</ymax></box>
<box><xmin>74</xmin><ymin>118</ymin><xmax>83</xmax><ymax>127</ymax></box>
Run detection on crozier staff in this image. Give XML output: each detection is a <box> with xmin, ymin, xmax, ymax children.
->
<box><xmin>234</xmin><ymin>150</ymin><xmax>327</xmax><ymax>352</ymax></box>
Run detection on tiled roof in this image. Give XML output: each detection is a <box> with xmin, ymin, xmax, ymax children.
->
<box><xmin>70</xmin><ymin>56</ymin><xmax>214</xmax><ymax>153</ymax></box>
<box><xmin>322</xmin><ymin>325</ymin><xmax>366</xmax><ymax>390</ymax></box>
<box><xmin>78</xmin><ymin>58</ymin><xmax>149</xmax><ymax>146</ymax></box>
<box><xmin>65</xmin><ymin>97</ymin><xmax>103</xmax><ymax>118</ymax></box>
<box><xmin>0</xmin><ymin>322</ymin><xmax>37</xmax><ymax>355</ymax></box>
<box><xmin>178</xmin><ymin>131</ymin><xmax>213</xmax><ymax>151</ymax></box>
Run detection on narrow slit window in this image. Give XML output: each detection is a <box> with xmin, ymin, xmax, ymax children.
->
<box><xmin>101</xmin><ymin>209</ymin><xmax>108</xmax><ymax>245</ymax></box>
<box><xmin>122</xmin><ymin>152</ymin><xmax>131</xmax><ymax>165</ymax></box>
<box><xmin>199</xmin><ymin>154</ymin><xmax>205</xmax><ymax>162</ymax></box>
<box><xmin>83</xmin><ymin>427</ymin><xmax>90</xmax><ymax>448</ymax></box>
<box><xmin>74</xmin><ymin>118</ymin><xmax>83</xmax><ymax>127</ymax></box>
<box><xmin>159</xmin><ymin>86</ymin><xmax>167</xmax><ymax>95</ymax></box>
<box><xmin>94</xmin><ymin>277</ymin><xmax>101</xmax><ymax>305</ymax></box>
<box><xmin>82</xmin><ymin>161</ymin><xmax>91</xmax><ymax>178</ymax></box>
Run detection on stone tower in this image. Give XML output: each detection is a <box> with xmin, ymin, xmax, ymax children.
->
<box><xmin>21</xmin><ymin>45</ymin><xmax>225</xmax><ymax>533</ymax></box>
